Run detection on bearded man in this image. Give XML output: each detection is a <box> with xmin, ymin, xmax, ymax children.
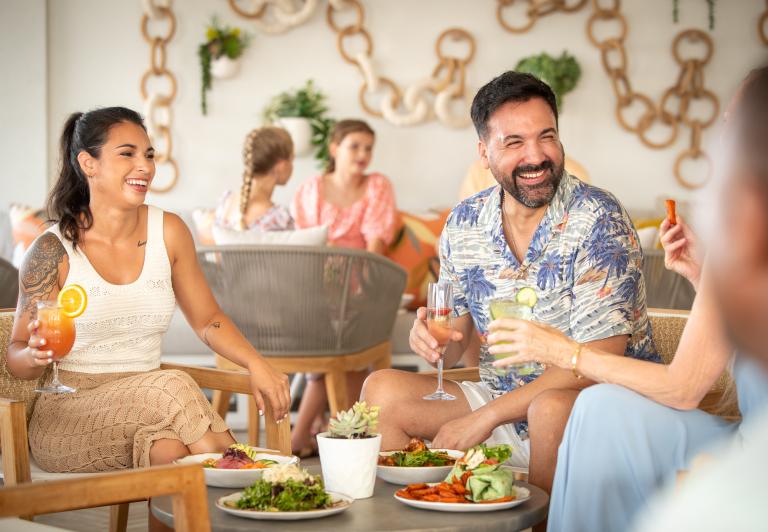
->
<box><xmin>363</xmin><ymin>71</ymin><xmax>659</xmax><ymax>491</ymax></box>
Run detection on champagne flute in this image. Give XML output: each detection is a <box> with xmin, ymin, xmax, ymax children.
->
<box><xmin>34</xmin><ymin>301</ymin><xmax>77</xmax><ymax>394</ymax></box>
<box><xmin>423</xmin><ymin>282</ymin><xmax>456</xmax><ymax>401</ymax></box>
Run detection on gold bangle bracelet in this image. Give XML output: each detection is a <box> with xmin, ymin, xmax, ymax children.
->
<box><xmin>571</xmin><ymin>343</ymin><xmax>583</xmax><ymax>380</ymax></box>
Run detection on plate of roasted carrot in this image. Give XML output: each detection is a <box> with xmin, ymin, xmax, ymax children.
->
<box><xmin>393</xmin><ymin>444</ymin><xmax>530</xmax><ymax>512</ymax></box>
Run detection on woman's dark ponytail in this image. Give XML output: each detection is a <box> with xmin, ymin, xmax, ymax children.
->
<box><xmin>46</xmin><ymin>107</ymin><xmax>145</xmax><ymax>250</ymax></box>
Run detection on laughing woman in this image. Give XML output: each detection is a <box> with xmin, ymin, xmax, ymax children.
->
<box><xmin>7</xmin><ymin>107</ymin><xmax>290</xmax><ymax>472</ymax></box>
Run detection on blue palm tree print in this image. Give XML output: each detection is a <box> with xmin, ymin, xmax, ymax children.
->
<box><xmin>453</xmin><ymin>201</ymin><xmax>480</xmax><ymax>227</ymax></box>
<box><xmin>537</xmin><ymin>252</ymin><xmax>561</xmax><ymax>290</ymax></box>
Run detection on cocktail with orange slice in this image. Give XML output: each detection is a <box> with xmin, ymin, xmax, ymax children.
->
<box><xmin>35</xmin><ymin>284</ymin><xmax>87</xmax><ymax>394</ymax></box>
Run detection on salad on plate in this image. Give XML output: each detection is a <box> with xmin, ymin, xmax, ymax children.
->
<box><xmin>202</xmin><ymin>443</ymin><xmax>278</xmax><ymax>470</ymax></box>
<box><xmin>378</xmin><ymin>438</ymin><xmax>457</xmax><ymax>467</ymax></box>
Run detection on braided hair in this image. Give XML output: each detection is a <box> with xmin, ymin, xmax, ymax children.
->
<box><xmin>238</xmin><ymin>127</ymin><xmax>293</xmax><ymax>230</ymax></box>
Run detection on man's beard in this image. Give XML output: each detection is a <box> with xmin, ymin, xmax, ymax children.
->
<box><xmin>490</xmin><ymin>155</ymin><xmax>565</xmax><ymax>208</ymax></box>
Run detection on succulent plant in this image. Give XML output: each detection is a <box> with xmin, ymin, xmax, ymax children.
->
<box><xmin>328</xmin><ymin>401</ymin><xmax>380</xmax><ymax>439</ymax></box>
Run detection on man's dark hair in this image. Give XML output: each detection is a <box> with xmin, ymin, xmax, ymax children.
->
<box><xmin>470</xmin><ymin>71</ymin><xmax>559</xmax><ymax>139</ymax></box>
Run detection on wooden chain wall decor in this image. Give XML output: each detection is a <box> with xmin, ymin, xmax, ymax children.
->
<box><xmin>140</xmin><ymin>0</ymin><xmax>179</xmax><ymax>193</ymax></box>
<box><xmin>760</xmin><ymin>0</ymin><xmax>768</xmax><ymax>45</ymax></box>
<box><xmin>227</xmin><ymin>0</ymin><xmax>319</xmax><ymax>34</ymax></box>
<box><xmin>497</xmin><ymin>0</ymin><xmax>725</xmax><ymax>190</ymax></box>
<box><xmin>324</xmin><ymin>0</ymin><xmax>475</xmax><ymax>128</ymax></box>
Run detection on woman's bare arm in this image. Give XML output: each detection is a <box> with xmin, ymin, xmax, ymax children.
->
<box><xmin>163</xmin><ymin>213</ymin><xmax>290</xmax><ymax>420</ymax></box>
<box><xmin>7</xmin><ymin>233</ymin><xmax>68</xmax><ymax>379</ymax></box>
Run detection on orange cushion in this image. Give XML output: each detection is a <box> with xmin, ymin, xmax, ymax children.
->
<box><xmin>9</xmin><ymin>204</ymin><xmax>47</xmax><ymax>265</ymax></box>
<box><xmin>386</xmin><ymin>209</ymin><xmax>450</xmax><ymax>310</ymax></box>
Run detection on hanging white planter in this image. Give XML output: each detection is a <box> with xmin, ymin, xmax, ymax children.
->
<box><xmin>276</xmin><ymin>116</ymin><xmax>313</xmax><ymax>156</ymax></box>
<box><xmin>211</xmin><ymin>56</ymin><xmax>241</xmax><ymax>80</ymax></box>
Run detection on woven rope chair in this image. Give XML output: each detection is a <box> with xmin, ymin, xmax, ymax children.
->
<box><xmin>435</xmin><ymin>309</ymin><xmax>736</xmax><ymax>418</ymax></box>
<box><xmin>196</xmin><ymin>245</ymin><xmax>407</xmax><ymax>437</ymax></box>
<box><xmin>0</xmin><ymin>309</ymin><xmax>289</xmax><ymax>531</ymax></box>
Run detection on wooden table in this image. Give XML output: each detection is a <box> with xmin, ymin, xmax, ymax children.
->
<box><xmin>150</xmin><ymin>469</ymin><xmax>548</xmax><ymax>532</ymax></box>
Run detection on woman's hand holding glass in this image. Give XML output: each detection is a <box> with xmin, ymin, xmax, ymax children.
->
<box><xmin>659</xmin><ymin>215</ymin><xmax>703</xmax><ymax>289</ymax></box>
<box><xmin>488</xmin><ymin>318</ymin><xmax>577</xmax><ymax>371</ymax></box>
<box><xmin>25</xmin><ymin>319</ymin><xmax>55</xmax><ymax>368</ymax></box>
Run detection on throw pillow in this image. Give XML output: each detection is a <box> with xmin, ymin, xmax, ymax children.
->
<box><xmin>9</xmin><ymin>204</ymin><xmax>47</xmax><ymax>268</ymax></box>
<box><xmin>212</xmin><ymin>224</ymin><xmax>328</xmax><ymax>246</ymax></box>
<box><xmin>192</xmin><ymin>208</ymin><xmax>216</xmax><ymax>245</ymax></box>
<box><xmin>386</xmin><ymin>209</ymin><xmax>450</xmax><ymax>310</ymax></box>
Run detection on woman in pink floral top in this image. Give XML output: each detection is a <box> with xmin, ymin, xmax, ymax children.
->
<box><xmin>291</xmin><ymin>120</ymin><xmax>397</xmax><ymax>252</ymax></box>
<box><xmin>216</xmin><ymin>127</ymin><xmax>295</xmax><ymax>233</ymax></box>
<box><xmin>289</xmin><ymin>119</ymin><xmax>398</xmax><ymax>457</ymax></box>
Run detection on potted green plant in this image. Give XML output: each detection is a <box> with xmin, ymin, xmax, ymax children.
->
<box><xmin>316</xmin><ymin>401</ymin><xmax>381</xmax><ymax>499</ymax></box>
<box><xmin>515</xmin><ymin>51</ymin><xmax>581</xmax><ymax>110</ymax></box>
<box><xmin>263</xmin><ymin>80</ymin><xmax>334</xmax><ymax>164</ymax></box>
<box><xmin>198</xmin><ymin>17</ymin><xmax>250</xmax><ymax>115</ymax></box>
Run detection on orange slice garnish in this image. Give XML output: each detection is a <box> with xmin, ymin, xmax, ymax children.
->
<box><xmin>57</xmin><ymin>284</ymin><xmax>87</xmax><ymax>318</ymax></box>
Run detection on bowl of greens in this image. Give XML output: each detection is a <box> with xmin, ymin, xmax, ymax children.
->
<box><xmin>216</xmin><ymin>464</ymin><xmax>353</xmax><ymax>521</ymax></box>
<box><xmin>377</xmin><ymin>438</ymin><xmax>464</xmax><ymax>485</ymax></box>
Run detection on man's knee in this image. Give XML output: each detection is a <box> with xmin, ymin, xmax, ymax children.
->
<box><xmin>528</xmin><ymin>389</ymin><xmax>579</xmax><ymax>427</ymax></box>
<box><xmin>361</xmin><ymin>369</ymin><xmax>402</xmax><ymax>406</ymax></box>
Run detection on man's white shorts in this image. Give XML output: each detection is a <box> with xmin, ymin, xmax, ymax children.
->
<box><xmin>457</xmin><ymin>380</ymin><xmax>530</xmax><ymax>470</ymax></box>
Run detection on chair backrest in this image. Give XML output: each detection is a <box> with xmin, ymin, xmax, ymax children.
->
<box><xmin>0</xmin><ymin>258</ymin><xmax>18</xmax><ymax>309</ymax></box>
<box><xmin>197</xmin><ymin>245</ymin><xmax>407</xmax><ymax>357</ymax></box>
<box><xmin>648</xmin><ymin>308</ymin><xmax>734</xmax><ymax>406</ymax></box>
<box><xmin>0</xmin><ymin>310</ymin><xmax>47</xmax><ymax>421</ymax></box>
<box><xmin>0</xmin><ymin>463</ymin><xmax>211</xmax><ymax>531</ymax></box>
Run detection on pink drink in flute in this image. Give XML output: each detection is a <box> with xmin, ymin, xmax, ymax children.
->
<box><xmin>423</xmin><ymin>282</ymin><xmax>456</xmax><ymax>401</ymax></box>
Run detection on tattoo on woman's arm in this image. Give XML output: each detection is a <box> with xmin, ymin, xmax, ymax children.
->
<box><xmin>203</xmin><ymin>321</ymin><xmax>221</xmax><ymax>346</ymax></box>
<box><xmin>18</xmin><ymin>233</ymin><xmax>66</xmax><ymax>315</ymax></box>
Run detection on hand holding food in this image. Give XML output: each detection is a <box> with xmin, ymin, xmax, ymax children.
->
<box><xmin>659</xmin><ymin>214</ymin><xmax>702</xmax><ymax>289</ymax></box>
<box><xmin>665</xmin><ymin>199</ymin><xmax>677</xmax><ymax>225</ymax></box>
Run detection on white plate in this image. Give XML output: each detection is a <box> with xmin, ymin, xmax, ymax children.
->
<box><xmin>376</xmin><ymin>449</ymin><xmax>464</xmax><ymax>485</ymax></box>
<box><xmin>394</xmin><ymin>485</ymin><xmax>530</xmax><ymax>513</ymax></box>
<box><xmin>175</xmin><ymin>450</ymin><xmax>299</xmax><ymax>488</ymax></box>
<box><xmin>216</xmin><ymin>491</ymin><xmax>353</xmax><ymax>520</ymax></box>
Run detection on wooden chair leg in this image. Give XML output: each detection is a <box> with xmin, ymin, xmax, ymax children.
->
<box><xmin>325</xmin><ymin>370</ymin><xmax>349</xmax><ymax>416</ymax></box>
<box><xmin>263</xmin><ymin>402</ymin><xmax>291</xmax><ymax>455</ymax></box>
<box><xmin>211</xmin><ymin>390</ymin><xmax>232</xmax><ymax>420</ymax></box>
<box><xmin>247</xmin><ymin>396</ymin><xmax>260</xmax><ymax>446</ymax></box>
<box><xmin>109</xmin><ymin>503</ymin><xmax>129</xmax><ymax>532</ymax></box>
<box><xmin>372</xmin><ymin>347</ymin><xmax>391</xmax><ymax>371</ymax></box>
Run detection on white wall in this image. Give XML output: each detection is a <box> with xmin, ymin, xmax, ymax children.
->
<box><xmin>8</xmin><ymin>0</ymin><xmax>768</xmax><ymax>216</ymax></box>
<box><xmin>0</xmin><ymin>0</ymin><xmax>47</xmax><ymax>208</ymax></box>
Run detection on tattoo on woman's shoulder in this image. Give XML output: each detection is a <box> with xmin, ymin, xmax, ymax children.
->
<box><xmin>19</xmin><ymin>233</ymin><xmax>66</xmax><ymax>315</ymax></box>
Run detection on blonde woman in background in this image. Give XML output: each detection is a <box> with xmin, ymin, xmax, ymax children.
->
<box><xmin>290</xmin><ymin>119</ymin><xmax>398</xmax><ymax>456</ymax></box>
<box><xmin>215</xmin><ymin>127</ymin><xmax>295</xmax><ymax>232</ymax></box>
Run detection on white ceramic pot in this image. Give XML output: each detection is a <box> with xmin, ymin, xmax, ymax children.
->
<box><xmin>276</xmin><ymin>116</ymin><xmax>313</xmax><ymax>156</ymax></box>
<box><xmin>316</xmin><ymin>432</ymin><xmax>382</xmax><ymax>499</ymax></box>
<box><xmin>211</xmin><ymin>56</ymin><xmax>241</xmax><ymax>80</ymax></box>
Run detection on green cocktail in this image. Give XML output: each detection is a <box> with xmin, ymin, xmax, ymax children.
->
<box><xmin>489</xmin><ymin>293</ymin><xmax>538</xmax><ymax>380</ymax></box>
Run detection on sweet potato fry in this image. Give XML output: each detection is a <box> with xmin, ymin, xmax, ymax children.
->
<box><xmin>665</xmin><ymin>199</ymin><xmax>677</xmax><ymax>225</ymax></box>
<box><xmin>479</xmin><ymin>495</ymin><xmax>516</xmax><ymax>504</ymax></box>
<box><xmin>396</xmin><ymin>490</ymin><xmax>415</xmax><ymax>500</ymax></box>
<box><xmin>437</xmin><ymin>496</ymin><xmax>467</xmax><ymax>503</ymax></box>
<box><xmin>452</xmin><ymin>482</ymin><xmax>467</xmax><ymax>495</ymax></box>
<box><xmin>422</xmin><ymin>494</ymin><xmax>441</xmax><ymax>502</ymax></box>
<box><xmin>411</xmin><ymin>487</ymin><xmax>437</xmax><ymax>497</ymax></box>
<box><xmin>405</xmin><ymin>483</ymin><xmax>427</xmax><ymax>491</ymax></box>
<box><xmin>460</xmin><ymin>471</ymin><xmax>472</xmax><ymax>484</ymax></box>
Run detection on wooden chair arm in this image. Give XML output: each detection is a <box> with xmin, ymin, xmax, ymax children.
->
<box><xmin>0</xmin><ymin>463</ymin><xmax>210</xmax><ymax>532</ymax></box>
<box><xmin>0</xmin><ymin>398</ymin><xmax>31</xmax><ymax>485</ymax></box>
<box><xmin>160</xmin><ymin>363</ymin><xmax>291</xmax><ymax>455</ymax></box>
<box><xmin>421</xmin><ymin>366</ymin><xmax>481</xmax><ymax>382</ymax></box>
